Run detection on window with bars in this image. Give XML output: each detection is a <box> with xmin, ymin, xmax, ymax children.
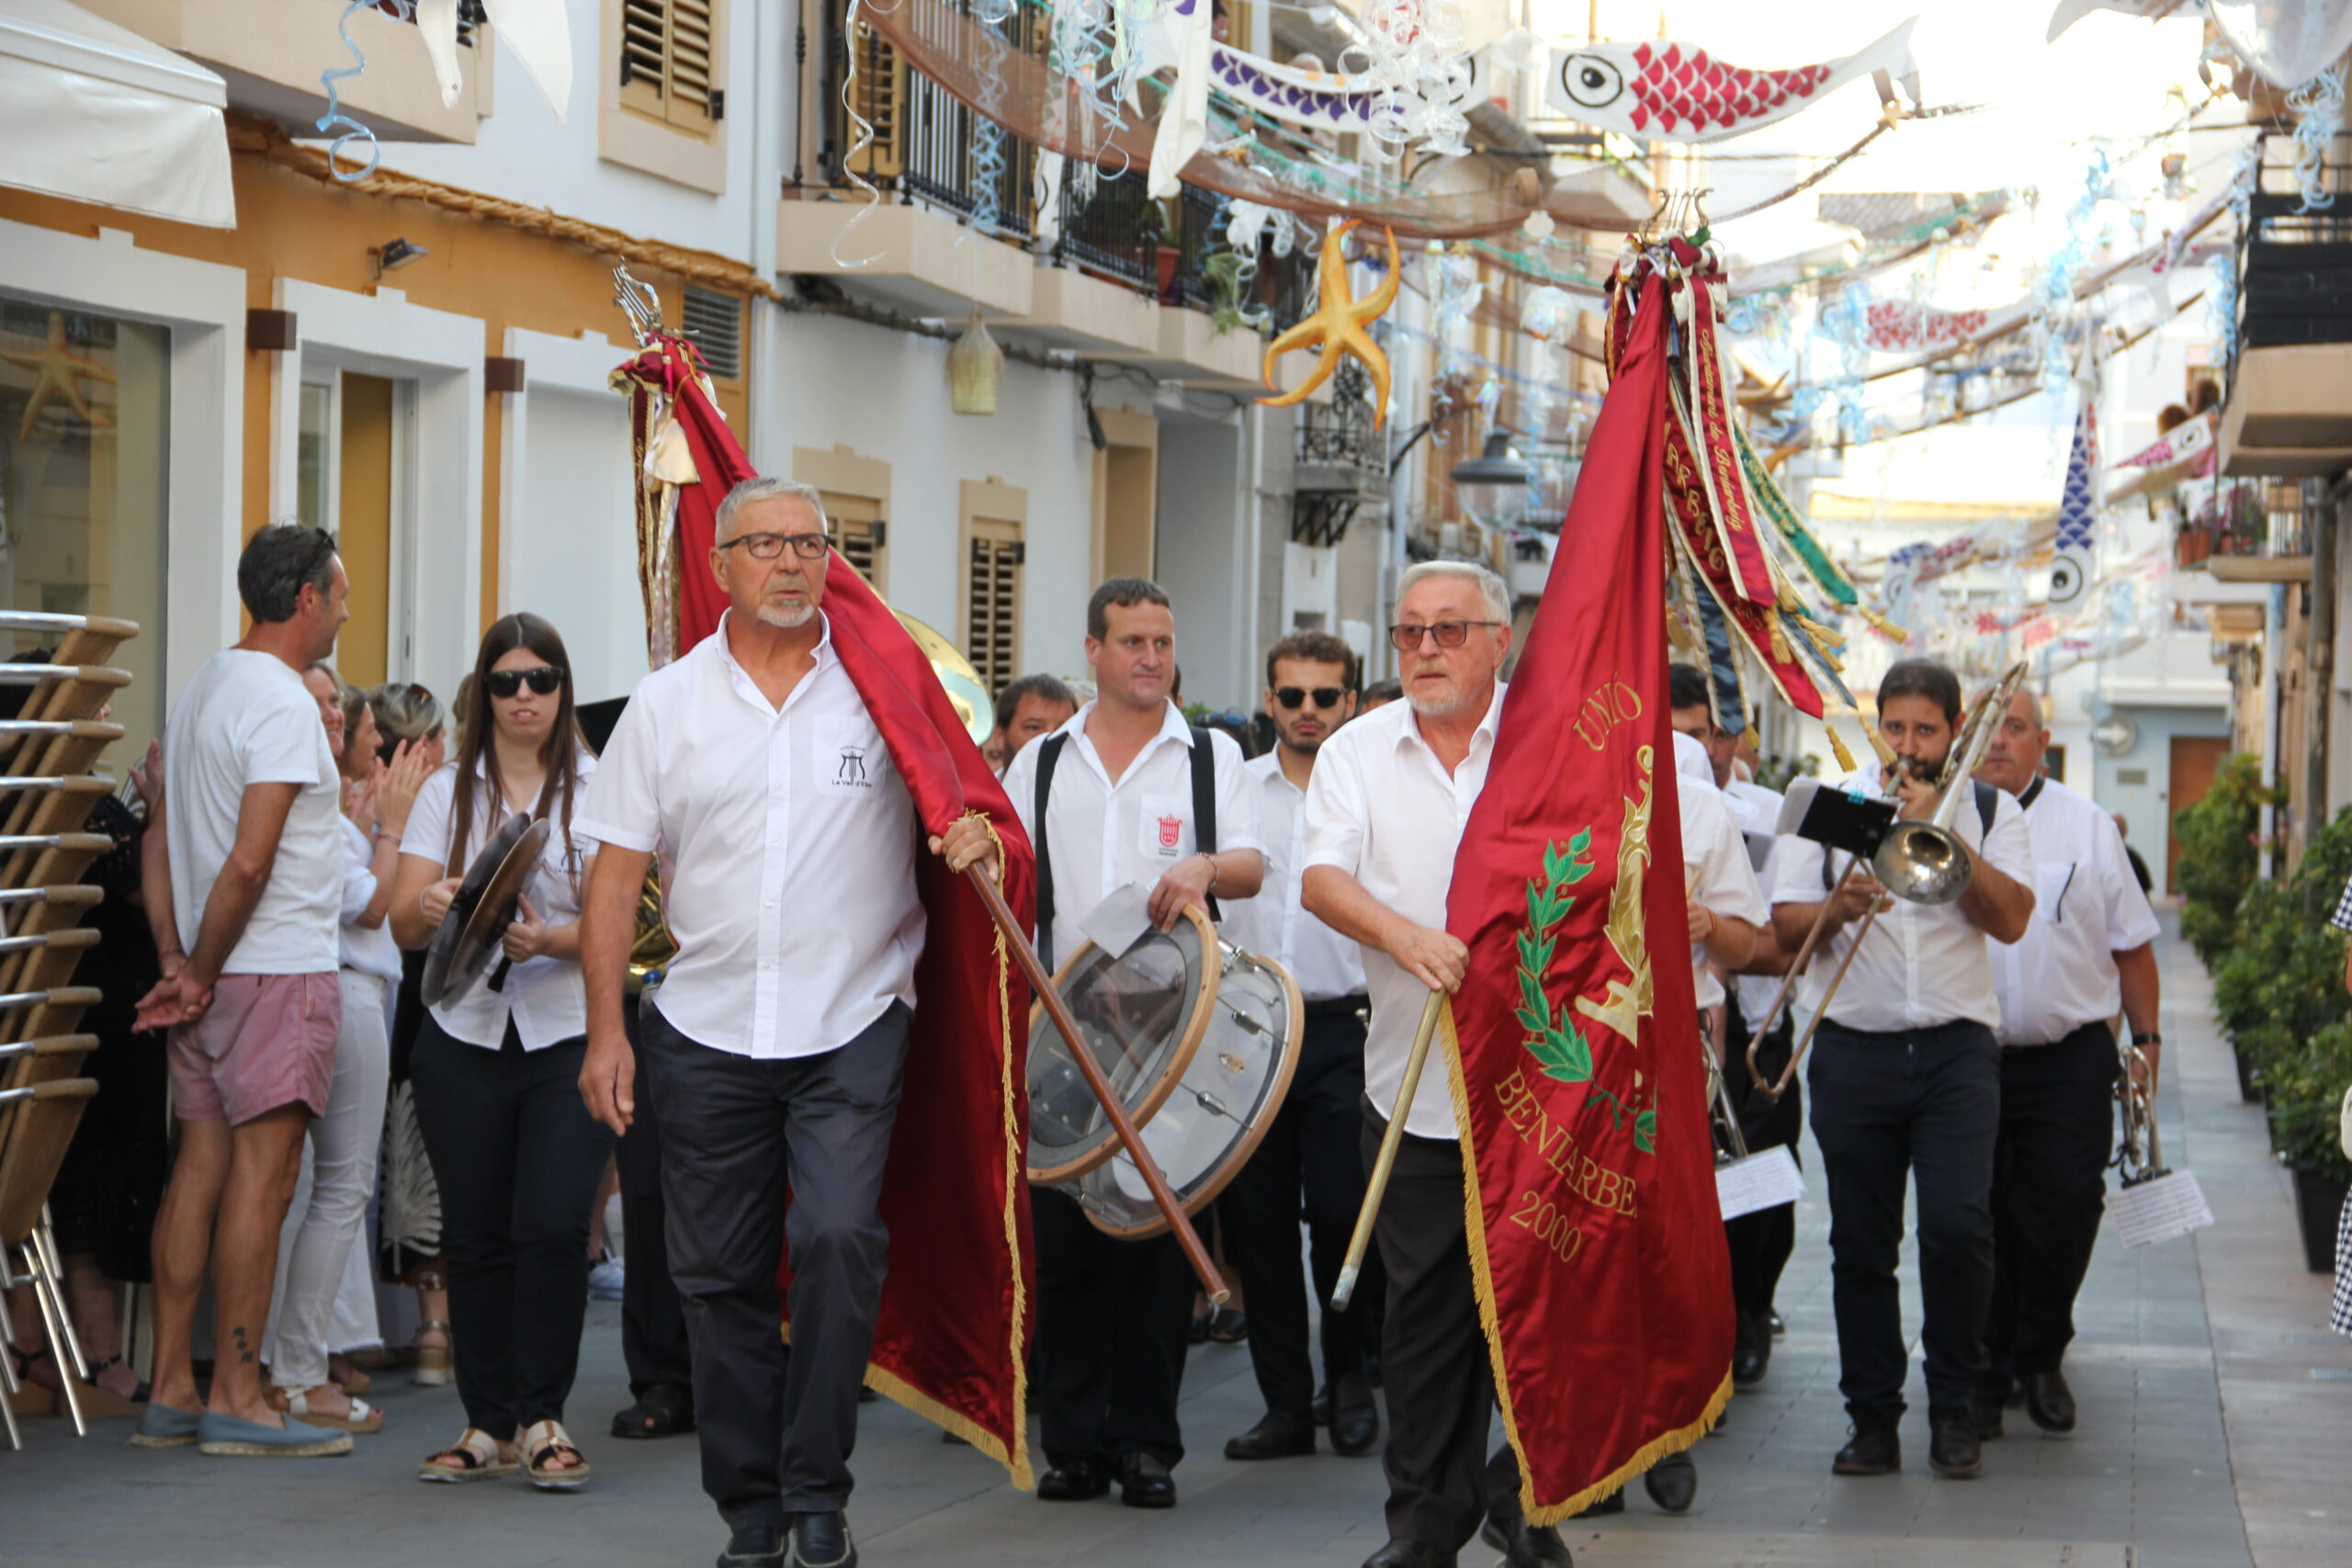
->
<box><xmin>964</xmin><ymin>518</ymin><xmax>1023</xmax><ymax>695</ymax></box>
<box><xmin>621</xmin><ymin>0</ymin><xmax>721</xmax><ymax>132</ymax></box>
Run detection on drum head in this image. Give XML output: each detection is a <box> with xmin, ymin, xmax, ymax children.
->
<box><xmin>1075</xmin><ymin>945</ymin><xmax>1304</xmax><ymax>1240</ymax></box>
<box><xmin>1024</xmin><ymin>905</ymin><xmax>1218</xmax><ymax>1187</ymax></box>
<box><xmin>420</xmin><ymin>815</ymin><xmax>549</xmax><ymax>1008</ymax></box>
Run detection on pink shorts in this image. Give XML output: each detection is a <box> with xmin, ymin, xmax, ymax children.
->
<box><xmin>167</xmin><ymin>972</ymin><xmax>341</xmax><ymax>1125</ymax></box>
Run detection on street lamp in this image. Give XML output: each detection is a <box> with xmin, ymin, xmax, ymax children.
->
<box><xmin>1451</xmin><ymin>429</ymin><xmax>1534</xmax><ymax>527</ymax></box>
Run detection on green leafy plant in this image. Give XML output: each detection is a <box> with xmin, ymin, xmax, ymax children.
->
<box><xmin>1201</xmin><ymin>252</ymin><xmax>1268</xmax><ymax>339</ymax></box>
<box><xmin>2263</xmin><ymin>1021</ymin><xmax>2352</xmax><ymax>1180</ymax></box>
<box><xmin>2174</xmin><ymin>753</ymin><xmax>2273</xmax><ymax>964</ymax></box>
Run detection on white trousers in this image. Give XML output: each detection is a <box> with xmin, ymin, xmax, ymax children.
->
<box><xmin>266</xmin><ymin>969</ymin><xmax>390</xmax><ymax>1391</ymax></box>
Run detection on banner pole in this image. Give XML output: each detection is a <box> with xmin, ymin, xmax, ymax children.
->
<box><xmin>1331</xmin><ymin>987</ymin><xmax>1445</xmax><ymax>1311</ymax></box>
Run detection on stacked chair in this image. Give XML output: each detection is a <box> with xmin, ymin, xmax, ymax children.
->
<box><xmin>0</xmin><ymin>610</ymin><xmax>139</xmax><ymax>1450</ymax></box>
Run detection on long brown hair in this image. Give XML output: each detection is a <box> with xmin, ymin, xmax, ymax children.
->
<box><xmin>446</xmin><ymin>614</ymin><xmax>591</xmax><ymax>883</ymax></box>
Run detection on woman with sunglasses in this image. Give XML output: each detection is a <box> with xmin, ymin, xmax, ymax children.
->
<box><xmin>390</xmin><ymin>615</ymin><xmax>608</xmax><ymax>1491</ymax></box>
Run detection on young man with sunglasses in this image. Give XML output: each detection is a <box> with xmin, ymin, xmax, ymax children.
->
<box><xmin>1218</xmin><ymin>631</ymin><xmax>1380</xmax><ymax>1467</ymax></box>
<box><xmin>1301</xmin><ymin>562</ymin><xmax>1571</xmax><ymax>1568</ymax></box>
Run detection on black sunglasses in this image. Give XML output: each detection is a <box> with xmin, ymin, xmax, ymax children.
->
<box><xmin>1275</xmin><ymin>686</ymin><xmax>1347</xmax><ymax>710</ymax></box>
<box><xmin>483</xmin><ymin>666</ymin><xmax>566</xmax><ymax>699</ymax></box>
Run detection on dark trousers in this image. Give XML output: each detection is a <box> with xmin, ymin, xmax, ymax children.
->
<box><xmin>1724</xmin><ymin>1000</ymin><xmax>1803</xmax><ymax>1355</ymax></box>
<box><xmin>641</xmin><ymin>1000</ymin><xmax>910</xmax><ymax>1529</ymax></box>
<box><xmin>1224</xmin><ymin>999</ymin><xmax>1375</xmax><ymax>1422</ymax></box>
<box><xmin>1983</xmin><ymin>1021</ymin><xmax>2119</xmax><ymax>1389</ymax></box>
<box><xmin>1029</xmin><ymin>1185</ymin><xmax>1193</xmax><ymax>1469</ymax></box>
<box><xmin>1807</xmin><ymin>1019</ymin><xmax>2000</xmax><ymax>1423</ymax></box>
<box><xmin>617</xmin><ymin>994</ymin><xmax>691</xmax><ymax>1397</ymax></box>
<box><xmin>1363</xmin><ymin>1111</ymin><xmax>1519</xmax><ymax>1551</ymax></box>
<box><xmin>408</xmin><ymin>1015</ymin><xmax>614</xmax><ymax>1436</ymax></box>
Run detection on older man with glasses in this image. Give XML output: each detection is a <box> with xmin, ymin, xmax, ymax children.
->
<box><xmin>1302</xmin><ymin>562</ymin><xmax>1570</xmax><ymax>1568</ymax></box>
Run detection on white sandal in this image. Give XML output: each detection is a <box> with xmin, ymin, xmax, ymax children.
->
<box><xmin>418</xmin><ymin>1427</ymin><xmax>515</xmax><ymax>1483</ymax></box>
<box><xmin>281</xmin><ymin>1386</ymin><xmax>383</xmax><ymax>1434</ymax></box>
<box><xmin>521</xmin><ymin>1418</ymin><xmax>590</xmax><ymax>1490</ymax></box>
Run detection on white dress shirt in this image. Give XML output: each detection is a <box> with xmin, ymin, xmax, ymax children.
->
<box><xmin>1001</xmin><ymin>699</ymin><xmax>1262</xmax><ymax>971</ymax></box>
<box><xmin>1679</xmin><ymin>779</ymin><xmax>1768</xmax><ymax>1011</ymax></box>
<box><xmin>1768</xmin><ymin>762</ymin><xmax>2035</xmax><ymax>1033</ymax></box>
<box><xmin>575</xmin><ymin>612</ymin><xmax>924</xmax><ymax>1060</ymax></box>
<box><xmin>1222</xmin><ymin>750</ymin><xmax>1368</xmax><ymax>1002</ymax></box>
<box><xmin>1302</xmin><ymin>682</ymin><xmax>1507</xmax><ymax>1141</ymax></box>
<box><xmin>403</xmin><ymin>751</ymin><xmax>598</xmax><ymax>1051</ymax></box>
<box><xmin>337</xmin><ymin>817</ymin><xmax>403</xmax><ymax>986</ymax></box>
<box><xmin>1989</xmin><ymin>775</ymin><xmax>2160</xmax><ymax>1045</ymax></box>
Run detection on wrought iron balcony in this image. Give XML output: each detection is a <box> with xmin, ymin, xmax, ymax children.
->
<box><xmin>1053</xmin><ymin>163</ymin><xmax>1161</xmax><ymax>290</ymax></box>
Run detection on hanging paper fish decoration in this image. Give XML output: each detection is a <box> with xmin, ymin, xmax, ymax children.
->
<box><xmin>1547</xmin><ymin>18</ymin><xmax>1918</xmax><ymax>141</ymax></box>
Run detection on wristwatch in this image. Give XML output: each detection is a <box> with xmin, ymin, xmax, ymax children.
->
<box><xmin>2132</xmin><ymin>1030</ymin><xmax>2161</xmax><ymax>1047</ymax></box>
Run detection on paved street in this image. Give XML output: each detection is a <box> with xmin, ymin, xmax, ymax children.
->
<box><xmin>6</xmin><ymin>922</ymin><xmax>2347</xmax><ymax>1568</ymax></box>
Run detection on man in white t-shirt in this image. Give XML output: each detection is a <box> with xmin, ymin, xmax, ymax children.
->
<box><xmin>133</xmin><ymin>523</ymin><xmax>353</xmax><ymax>1459</ymax></box>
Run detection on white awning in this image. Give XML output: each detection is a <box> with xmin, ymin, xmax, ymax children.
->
<box><xmin>0</xmin><ymin>0</ymin><xmax>235</xmax><ymax>230</ymax></box>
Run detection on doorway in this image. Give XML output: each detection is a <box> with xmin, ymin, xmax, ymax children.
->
<box><xmin>296</xmin><ymin>368</ymin><xmax>410</xmax><ymax>687</ymax></box>
<box><xmin>2166</xmin><ymin>734</ymin><xmax>2228</xmax><ymax>897</ymax></box>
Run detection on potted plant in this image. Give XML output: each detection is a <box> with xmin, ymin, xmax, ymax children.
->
<box><xmin>2263</xmin><ymin>1021</ymin><xmax>2352</xmax><ymax>1272</ymax></box>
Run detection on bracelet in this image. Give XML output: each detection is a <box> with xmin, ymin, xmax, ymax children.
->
<box><xmin>2132</xmin><ymin>1030</ymin><xmax>2162</xmax><ymax>1046</ymax></box>
<box><xmin>1201</xmin><ymin>852</ymin><xmax>1219</xmax><ymax>893</ymax></box>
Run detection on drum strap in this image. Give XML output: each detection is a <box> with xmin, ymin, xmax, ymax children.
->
<box><xmin>1029</xmin><ymin>726</ymin><xmax>1222</xmax><ymax>973</ymax></box>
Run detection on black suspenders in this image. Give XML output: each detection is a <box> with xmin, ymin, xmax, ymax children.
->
<box><xmin>1030</xmin><ymin>727</ymin><xmax>1220</xmax><ymax>972</ymax></box>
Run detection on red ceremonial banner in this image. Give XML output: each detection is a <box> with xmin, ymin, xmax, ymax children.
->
<box><xmin>614</xmin><ymin>338</ymin><xmax>1039</xmax><ymax>1483</ymax></box>
<box><xmin>1443</xmin><ymin>267</ymin><xmax>1733</xmax><ymax>1522</ymax></box>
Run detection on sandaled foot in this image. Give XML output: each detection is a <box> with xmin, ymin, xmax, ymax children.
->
<box><xmin>522</xmin><ymin>1418</ymin><xmax>591</xmax><ymax>1490</ymax></box>
<box><xmin>413</xmin><ymin>1321</ymin><xmax>453</xmax><ymax>1388</ymax></box>
<box><xmin>612</xmin><ymin>1382</ymin><xmax>695</xmax><ymax>1439</ymax></box>
<box><xmin>328</xmin><ymin>1354</ymin><xmax>373</xmax><ymax>1396</ymax></box>
<box><xmin>276</xmin><ymin>1384</ymin><xmax>383</xmax><ymax>1434</ymax></box>
<box><xmin>419</xmin><ymin>1427</ymin><xmax>517</xmax><ymax>1483</ymax></box>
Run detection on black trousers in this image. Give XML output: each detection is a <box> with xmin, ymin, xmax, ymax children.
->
<box><xmin>617</xmin><ymin>994</ymin><xmax>691</xmax><ymax>1397</ymax></box>
<box><xmin>1363</xmin><ymin>1111</ymin><xmax>1520</xmax><ymax>1551</ymax></box>
<box><xmin>1224</xmin><ymin>998</ymin><xmax>1375</xmax><ymax>1422</ymax></box>
<box><xmin>641</xmin><ymin>1000</ymin><xmax>910</xmax><ymax>1529</ymax></box>
<box><xmin>408</xmin><ymin>1015</ymin><xmax>615</xmax><ymax>1436</ymax></box>
<box><xmin>1029</xmin><ymin>1185</ymin><xmax>1194</xmax><ymax>1469</ymax></box>
<box><xmin>1723</xmin><ymin>998</ymin><xmax>1803</xmax><ymax>1355</ymax></box>
<box><xmin>1807</xmin><ymin>1019</ymin><xmax>2000</xmax><ymax>1423</ymax></box>
<box><xmin>1983</xmin><ymin>1021</ymin><xmax>2119</xmax><ymax>1390</ymax></box>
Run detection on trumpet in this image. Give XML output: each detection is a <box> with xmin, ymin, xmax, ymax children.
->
<box><xmin>1745</xmin><ymin>662</ymin><xmax>2030</xmax><ymax>1102</ymax></box>
<box><xmin>2114</xmin><ymin>1031</ymin><xmax>2166</xmax><ymax>1186</ymax></box>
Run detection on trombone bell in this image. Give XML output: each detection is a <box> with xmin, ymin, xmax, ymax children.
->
<box><xmin>1872</xmin><ymin>820</ymin><xmax>1971</xmax><ymax>906</ymax></box>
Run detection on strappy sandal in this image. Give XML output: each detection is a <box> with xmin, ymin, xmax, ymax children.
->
<box><xmin>278</xmin><ymin>1385</ymin><xmax>383</xmax><ymax>1434</ymax></box>
<box><xmin>521</xmin><ymin>1418</ymin><xmax>591</xmax><ymax>1490</ymax></box>
<box><xmin>62</xmin><ymin>1355</ymin><xmax>149</xmax><ymax>1420</ymax></box>
<box><xmin>413</xmin><ymin>1320</ymin><xmax>453</xmax><ymax>1388</ymax></box>
<box><xmin>418</xmin><ymin>1427</ymin><xmax>516</xmax><ymax>1483</ymax></box>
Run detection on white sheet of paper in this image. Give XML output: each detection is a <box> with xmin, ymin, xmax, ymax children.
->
<box><xmin>2105</xmin><ymin>1170</ymin><xmax>2214</xmax><ymax>1248</ymax></box>
<box><xmin>1079</xmin><ymin>883</ymin><xmax>1156</xmax><ymax>961</ymax></box>
<box><xmin>1716</xmin><ymin>1145</ymin><xmax>1805</xmax><ymax>1221</ymax></box>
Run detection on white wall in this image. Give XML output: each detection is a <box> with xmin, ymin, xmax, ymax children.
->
<box><xmin>1155</xmin><ymin>419</ymin><xmax>1249</xmax><ymax>707</ymax></box>
<box><xmin>513</xmin><ymin>387</ymin><xmax>646</xmax><ymax>703</ymax></box>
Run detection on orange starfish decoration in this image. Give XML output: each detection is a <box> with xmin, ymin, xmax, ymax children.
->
<box><xmin>1259</xmin><ymin>220</ymin><xmax>1398</xmax><ymax>424</ymax></box>
<box><xmin>1</xmin><ymin>310</ymin><xmax>115</xmax><ymax>443</ymax></box>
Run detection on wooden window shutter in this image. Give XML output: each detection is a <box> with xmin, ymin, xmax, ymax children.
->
<box><xmin>823</xmin><ymin>492</ymin><xmax>888</xmax><ymax>594</ymax></box>
<box><xmin>965</xmin><ymin>518</ymin><xmax>1022</xmax><ymax>695</ymax></box>
<box><xmin>620</xmin><ymin>0</ymin><xmax>721</xmax><ymax>131</ymax></box>
<box><xmin>620</xmin><ymin>0</ymin><xmax>669</xmax><ymax>118</ymax></box>
<box><xmin>845</xmin><ymin>10</ymin><xmax>905</xmax><ymax>180</ymax></box>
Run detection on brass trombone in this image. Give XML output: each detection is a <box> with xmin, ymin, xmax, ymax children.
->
<box><xmin>1745</xmin><ymin>662</ymin><xmax>2030</xmax><ymax>1101</ymax></box>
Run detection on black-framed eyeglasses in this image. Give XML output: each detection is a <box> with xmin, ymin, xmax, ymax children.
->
<box><xmin>1388</xmin><ymin>619</ymin><xmax>1502</xmax><ymax>651</ymax></box>
<box><xmin>717</xmin><ymin>530</ymin><xmax>830</xmax><ymax>561</ymax></box>
<box><xmin>1275</xmin><ymin>686</ymin><xmax>1347</xmax><ymax>710</ymax></box>
<box><xmin>483</xmin><ymin>666</ymin><xmax>567</xmax><ymax>699</ymax></box>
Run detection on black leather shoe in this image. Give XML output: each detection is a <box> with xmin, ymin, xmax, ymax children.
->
<box><xmin>1571</xmin><ymin>1488</ymin><xmax>1624</xmax><ymax>1517</ymax></box>
<box><xmin>1330</xmin><ymin>1401</ymin><xmax>1380</xmax><ymax>1457</ymax></box>
<box><xmin>1928</xmin><ymin>1410</ymin><xmax>1983</xmax><ymax>1478</ymax></box>
<box><xmin>1832</xmin><ymin>1421</ymin><xmax>1900</xmax><ymax>1476</ymax></box>
<box><xmin>1359</xmin><ymin>1540</ymin><xmax>1455</xmax><ymax>1568</ymax></box>
<box><xmin>718</xmin><ymin>1523</ymin><xmax>786</xmax><ymax>1568</ymax></box>
<box><xmin>1480</xmin><ymin>1511</ymin><xmax>1573</xmax><ymax>1567</ymax></box>
<box><xmin>1731</xmin><ymin>1340</ymin><xmax>1770</xmax><ymax>1387</ymax></box>
<box><xmin>614</xmin><ymin>1382</ymin><xmax>695</xmax><ymax>1439</ymax></box>
<box><xmin>1967</xmin><ymin>1388</ymin><xmax>2006</xmax><ymax>1440</ymax></box>
<box><xmin>1312</xmin><ymin>1384</ymin><xmax>1333</xmax><ymax>1426</ymax></box>
<box><xmin>1643</xmin><ymin>1450</ymin><xmax>1696</xmax><ymax>1513</ymax></box>
<box><xmin>1225</xmin><ymin>1412</ymin><xmax>1315</xmax><ymax>1461</ymax></box>
<box><xmin>1117</xmin><ymin>1452</ymin><xmax>1177</xmax><ymax>1508</ymax></box>
<box><xmin>1035</xmin><ymin>1455</ymin><xmax>1111</xmax><ymax>1501</ymax></box>
<box><xmin>786</xmin><ymin>1512</ymin><xmax>855</xmax><ymax>1568</ymax></box>
<box><xmin>2024</xmin><ymin>1371</ymin><xmax>2077</xmax><ymax>1433</ymax></box>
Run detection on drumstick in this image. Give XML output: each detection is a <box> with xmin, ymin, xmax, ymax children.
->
<box><xmin>1331</xmin><ymin>987</ymin><xmax>1445</xmax><ymax>1312</ymax></box>
<box><xmin>961</xmin><ymin>865</ymin><xmax>1230</xmax><ymax>1303</ymax></box>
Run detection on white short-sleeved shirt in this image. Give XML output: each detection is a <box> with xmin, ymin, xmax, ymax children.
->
<box><xmin>1680</xmin><ymin>780</ymin><xmax>1769</xmax><ymax>1011</ymax></box>
<box><xmin>1222</xmin><ymin>751</ymin><xmax>1368</xmax><ymax>1002</ymax></box>
<box><xmin>1001</xmin><ymin>700</ymin><xmax>1263</xmax><ymax>972</ymax></box>
<box><xmin>164</xmin><ymin>649</ymin><xmax>342</xmax><ymax>975</ymax></box>
<box><xmin>1768</xmin><ymin>762</ymin><xmax>2036</xmax><ymax>1033</ymax></box>
<box><xmin>402</xmin><ymin>752</ymin><xmax>598</xmax><ymax>1051</ymax></box>
<box><xmin>1989</xmin><ymin>775</ymin><xmax>2162</xmax><ymax>1045</ymax></box>
<box><xmin>337</xmin><ymin>818</ymin><xmax>402</xmax><ymax>985</ymax></box>
<box><xmin>574</xmin><ymin>613</ymin><xmax>924</xmax><ymax>1061</ymax></box>
<box><xmin>1302</xmin><ymin>682</ymin><xmax>1507</xmax><ymax>1141</ymax></box>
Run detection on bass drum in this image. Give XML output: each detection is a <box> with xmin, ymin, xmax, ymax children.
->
<box><xmin>1024</xmin><ymin>904</ymin><xmax>1303</xmax><ymax>1239</ymax></box>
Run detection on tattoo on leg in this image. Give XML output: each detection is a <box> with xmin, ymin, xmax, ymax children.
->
<box><xmin>233</xmin><ymin>1325</ymin><xmax>254</xmax><ymax>1364</ymax></box>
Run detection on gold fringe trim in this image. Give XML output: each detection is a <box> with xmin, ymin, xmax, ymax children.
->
<box><xmin>1438</xmin><ymin>1004</ymin><xmax>1732</xmax><ymax>1524</ymax></box>
<box><xmin>1826</xmin><ymin>725</ymin><xmax>1857</xmax><ymax>773</ymax></box>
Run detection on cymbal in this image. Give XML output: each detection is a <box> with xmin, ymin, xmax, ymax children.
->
<box><xmin>421</xmin><ymin>814</ymin><xmax>551</xmax><ymax>1008</ymax></box>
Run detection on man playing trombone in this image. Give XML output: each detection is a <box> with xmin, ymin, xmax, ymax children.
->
<box><xmin>1970</xmin><ymin>683</ymin><xmax>2160</xmax><ymax>1440</ymax></box>
<box><xmin>1767</xmin><ymin>660</ymin><xmax>2034</xmax><ymax>1483</ymax></box>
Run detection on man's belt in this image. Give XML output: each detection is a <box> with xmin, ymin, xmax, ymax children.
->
<box><xmin>1305</xmin><ymin>994</ymin><xmax>1372</xmax><ymax>1020</ymax></box>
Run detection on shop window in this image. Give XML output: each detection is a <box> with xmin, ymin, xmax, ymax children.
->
<box><xmin>0</xmin><ymin>298</ymin><xmax>167</xmax><ymax>749</ymax></box>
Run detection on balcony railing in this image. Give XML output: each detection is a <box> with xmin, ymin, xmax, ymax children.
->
<box><xmin>1053</xmin><ymin>163</ymin><xmax>1161</xmax><ymax>289</ymax></box>
<box><xmin>2235</xmin><ymin>131</ymin><xmax>2352</xmax><ymax>355</ymax></box>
